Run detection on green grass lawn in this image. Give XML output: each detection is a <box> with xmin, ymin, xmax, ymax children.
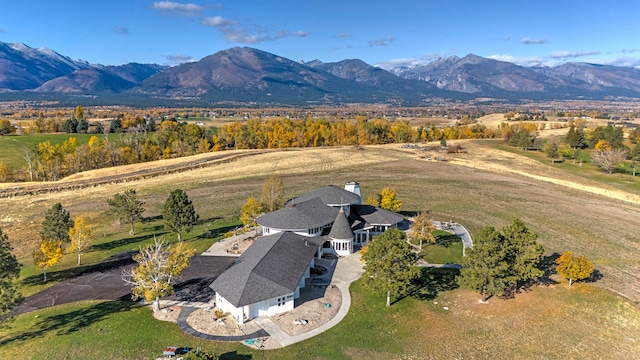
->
<box><xmin>0</xmin><ymin>133</ymin><xmax>96</xmax><ymax>168</ymax></box>
<box><xmin>492</xmin><ymin>141</ymin><xmax>640</xmax><ymax>193</ymax></box>
<box><xmin>418</xmin><ymin>230</ymin><xmax>463</xmax><ymax>264</ymax></box>
<box><xmin>2</xmin><ymin>270</ymin><xmax>639</xmax><ymax>359</ymax></box>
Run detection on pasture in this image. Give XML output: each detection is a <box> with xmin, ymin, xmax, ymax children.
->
<box><xmin>0</xmin><ymin>140</ymin><xmax>639</xmax><ymax>359</ymax></box>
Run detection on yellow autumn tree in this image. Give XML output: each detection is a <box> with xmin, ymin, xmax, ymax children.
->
<box><xmin>122</xmin><ymin>237</ymin><xmax>195</xmax><ymax>311</ymax></box>
<box><xmin>68</xmin><ymin>215</ymin><xmax>95</xmax><ymax>266</ymax></box>
<box><xmin>410</xmin><ymin>211</ymin><xmax>436</xmax><ymax>249</ymax></box>
<box><xmin>378</xmin><ymin>187</ymin><xmax>402</xmax><ymax>212</ymax></box>
<box><xmin>555</xmin><ymin>251</ymin><xmax>595</xmax><ymax>286</ymax></box>
<box><xmin>33</xmin><ymin>239</ymin><xmax>63</xmax><ymax>282</ymax></box>
<box><xmin>240</xmin><ymin>197</ymin><xmax>264</xmax><ymax>228</ymax></box>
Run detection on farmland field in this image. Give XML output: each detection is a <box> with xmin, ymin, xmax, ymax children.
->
<box><xmin>1</xmin><ymin>140</ymin><xmax>639</xmax><ymax>359</ymax></box>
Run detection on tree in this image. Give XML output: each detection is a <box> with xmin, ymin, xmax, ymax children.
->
<box><xmin>74</xmin><ymin>105</ymin><xmax>85</xmax><ymax>121</ymax></box>
<box><xmin>0</xmin><ymin>228</ymin><xmax>22</xmax><ymax>317</ymax></box>
<box><xmin>40</xmin><ymin>203</ymin><xmax>74</xmax><ymax>243</ymax></box>
<box><xmin>107</xmin><ymin>189</ymin><xmax>145</xmax><ymax>235</ymax></box>
<box><xmin>378</xmin><ymin>187</ymin><xmax>402</xmax><ymax>212</ymax></box>
<box><xmin>0</xmin><ymin>119</ymin><xmax>15</xmax><ymax>135</ymax></box>
<box><xmin>240</xmin><ymin>196</ymin><xmax>264</xmax><ymax>228</ymax></box>
<box><xmin>32</xmin><ymin>239</ymin><xmax>63</xmax><ymax>282</ymax></box>
<box><xmin>629</xmin><ymin>142</ymin><xmax>640</xmax><ymax>176</ymax></box>
<box><xmin>555</xmin><ymin>251</ymin><xmax>595</xmax><ymax>286</ymax></box>
<box><xmin>410</xmin><ymin>211</ymin><xmax>435</xmax><ymax>250</ymax></box>
<box><xmin>502</xmin><ymin>218</ymin><xmax>544</xmax><ymax>294</ymax></box>
<box><xmin>544</xmin><ymin>139</ymin><xmax>560</xmax><ymax>162</ymax></box>
<box><xmin>261</xmin><ymin>174</ymin><xmax>284</xmax><ymax>212</ymax></box>
<box><xmin>162</xmin><ymin>189</ymin><xmax>199</xmax><ymax>241</ymax></box>
<box><xmin>68</xmin><ymin>215</ymin><xmax>95</xmax><ymax>265</ymax></box>
<box><xmin>362</xmin><ymin>228</ymin><xmax>419</xmax><ymax>307</ymax></box>
<box><xmin>592</xmin><ymin>148</ymin><xmax>627</xmax><ymax>174</ymax></box>
<box><xmin>459</xmin><ymin>219</ymin><xmax>544</xmax><ymax>301</ymax></box>
<box><xmin>565</xmin><ymin>124</ymin><xmax>586</xmax><ymax>149</ymax></box>
<box><xmin>122</xmin><ymin>237</ymin><xmax>195</xmax><ymax>311</ymax></box>
<box><xmin>458</xmin><ymin>226</ymin><xmax>510</xmax><ymax>302</ymax></box>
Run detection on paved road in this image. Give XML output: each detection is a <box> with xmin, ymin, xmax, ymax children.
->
<box><xmin>14</xmin><ymin>253</ymin><xmax>235</xmax><ymax>316</ymax></box>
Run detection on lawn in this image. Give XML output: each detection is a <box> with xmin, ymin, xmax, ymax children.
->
<box><xmin>0</xmin><ymin>133</ymin><xmax>95</xmax><ymax>168</ymax></box>
<box><xmin>2</xmin><ymin>273</ymin><xmax>639</xmax><ymax>359</ymax></box>
<box><xmin>418</xmin><ymin>230</ymin><xmax>463</xmax><ymax>264</ymax></box>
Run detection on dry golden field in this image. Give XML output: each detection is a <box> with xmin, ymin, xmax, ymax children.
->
<box><xmin>1</xmin><ymin>141</ymin><xmax>639</xmax><ymax>305</ymax></box>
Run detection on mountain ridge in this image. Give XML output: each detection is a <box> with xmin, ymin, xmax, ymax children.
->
<box><xmin>1</xmin><ymin>41</ymin><xmax>640</xmax><ymax>105</ymax></box>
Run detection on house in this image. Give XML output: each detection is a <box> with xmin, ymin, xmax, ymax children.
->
<box><xmin>210</xmin><ymin>182</ymin><xmax>404</xmax><ymax>324</ymax></box>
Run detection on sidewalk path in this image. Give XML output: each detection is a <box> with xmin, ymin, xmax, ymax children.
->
<box><xmin>255</xmin><ymin>252</ymin><xmax>363</xmax><ymax>347</ymax></box>
<box><xmin>177</xmin><ymin>306</ymin><xmax>269</xmax><ymax>341</ymax></box>
<box><xmin>202</xmin><ymin>228</ymin><xmax>260</xmax><ymax>257</ymax></box>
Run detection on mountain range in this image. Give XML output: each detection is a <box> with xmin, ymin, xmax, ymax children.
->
<box><xmin>1</xmin><ymin>41</ymin><xmax>640</xmax><ymax>106</ymax></box>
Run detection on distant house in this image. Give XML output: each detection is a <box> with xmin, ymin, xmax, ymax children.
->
<box><xmin>210</xmin><ymin>182</ymin><xmax>404</xmax><ymax>324</ymax></box>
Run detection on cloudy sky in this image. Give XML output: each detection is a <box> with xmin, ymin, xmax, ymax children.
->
<box><xmin>1</xmin><ymin>0</ymin><xmax>639</xmax><ymax>69</ymax></box>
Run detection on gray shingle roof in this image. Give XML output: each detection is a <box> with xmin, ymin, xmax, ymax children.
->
<box><xmin>328</xmin><ymin>208</ymin><xmax>354</xmax><ymax>240</ymax></box>
<box><xmin>256</xmin><ymin>197</ymin><xmax>338</xmax><ymax>230</ymax></box>
<box><xmin>288</xmin><ymin>185</ymin><xmax>360</xmax><ymax>206</ymax></box>
<box><xmin>350</xmin><ymin>205</ymin><xmax>404</xmax><ymax>226</ymax></box>
<box><xmin>210</xmin><ymin>232</ymin><xmax>324</xmax><ymax>307</ymax></box>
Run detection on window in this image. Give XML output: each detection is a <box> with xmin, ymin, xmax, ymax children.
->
<box><xmin>277</xmin><ymin>297</ymin><xmax>286</xmax><ymax>306</ymax></box>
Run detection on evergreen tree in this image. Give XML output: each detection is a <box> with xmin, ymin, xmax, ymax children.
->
<box><xmin>40</xmin><ymin>203</ymin><xmax>74</xmax><ymax>243</ymax></box>
<box><xmin>565</xmin><ymin>124</ymin><xmax>586</xmax><ymax>149</ymax></box>
<box><xmin>502</xmin><ymin>218</ymin><xmax>545</xmax><ymax>294</ymax></box>
<box><xmin>362</xmin><ymin>228</ymin><xmax>419</xmax><ymax>307</ymax></box>
<box><xmin>162</xmin><ymin>189</ymin><xmax>199</xmax><ymax>241</ymax></box>
<box><xmin>459</xmin><ymin>226</ymin><xmax>510</xmax><ymax>302</ymax></box>
<box><xmin>107</xmin><ymin>189</ymin><xmax>145</xmax><ymax>235</ymax></box>
<box><xmin>0</xmin><ymin>228</ymin><xmax>22</xmax><ymax>317</ymax></box>
<box><xmin>76</xmin><ymin>119</ymin><xmax>89</xmax><ymax>134</ymax></box>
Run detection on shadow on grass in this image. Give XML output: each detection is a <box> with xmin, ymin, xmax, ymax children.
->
<box><xmin>0</xmin><ymin>301</ymin><xmax>136</xmax><ymax>346</ymax></box>
<box><xmin>434</xmin><ymin>233</ymin><xmax>460</xmax><ymax>248</ymax></box>
<box><xmin>91</xmin><ymin>232</ymin><xmax>167</xmax><ymax>251</ymax></box>
<box><xmin>21</xmin><ymin>251</ymin><xmax>137</xmax><ymax>286</ymax></box>
<box><xmin>201</xmin><ymin>224</ymin><xmax>242</xmax><ymax>239</ymax></box>
<box><xmin>392</xmin><ymin>267</ymin><xmax>459</xmax><ymax>305</ymax></box>
<box><xmin>220</xmin><ymin>351</ymin><xmax>252</xmax><ymax>360</ymax></box>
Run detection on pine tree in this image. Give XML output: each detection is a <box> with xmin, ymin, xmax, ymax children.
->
<box><xmin>40</xmin><ymin>203</ymin><xmax>74</xmax><ymax>243</ymax></box>
<box><xmin>459</xmin><ymin>226</ymin><xmax>510</xmax><ymax>302</ymax></box>
<box><xmin>0</xmin><ymin>228</ymin><xmax>22</xmax><ymax>317</ymax></box>
<box><xmin>162</xmin><ymin>189</ymin><xmax>199</xmax><ymax>241</ymax></box>
<box><xmin>502</xmin><ymin>218</ymin><xmax>544</xmax><ymax>294</ymax></box>
<box><xmin>107</xmin><ymin>189</ymin><xmax>145</xmax><ymax>235</ymax></box>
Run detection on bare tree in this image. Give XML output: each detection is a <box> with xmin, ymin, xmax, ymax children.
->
<box><xmin>122</xmin><ymin>237</ymin><xmax>194</xmax><ymax>312</ymax></box>
<box><xmin>591</xmin><ymin>148</ymin><xmax>627</xmax><ymax>174</ymax></box>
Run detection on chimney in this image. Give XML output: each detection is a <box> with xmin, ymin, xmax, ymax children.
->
<box><xmin>344</xmin><ymin>181</ymin><xmax>361</xmax><ymax>204</ymax></box>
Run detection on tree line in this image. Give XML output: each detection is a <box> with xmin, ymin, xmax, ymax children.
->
<box><xmin>1</xmin><ymin>116</ymin><xmax>503</xmax><ymax>182</ymax></box>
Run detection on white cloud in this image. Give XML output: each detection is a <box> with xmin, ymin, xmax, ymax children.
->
<box><xmin>295</xmin><ymin>30</ymin><xmax>309</xmax><ymax>38</ymax></box>
<box><xmin>163</xmin><ymin>54</ymin><xmax>197</xmax><ymax>64</ymax></box>
<box><xmin>201</xmin><ymin>16</ymin><xmax>236</xmax><ymax>27</ymax></box>
<box><xmin>601</xmin><ymin>56</ymin><xmax>640</xmax><ymax>68</ymax></box>
<box><xmin>201</xmin><ymin>16</ymin><xmax>288</xmax><ymax>44</ymax></box>
<box><xmin>549</xmin><ymin>50</ymin><xmax>600</xmax><ymax>58</ymax></box>
<box><xmin>335</xmin><ymin>33</ymin><xmax>351</xmax><ymax>38</ymax></box>
<box><xmin>488</xmin><ymin>54</ymin><xmax>548</xmax><ymax>67</ymax></box>
<box><xmin>621</xmin><ymin>48</ymin><xmax>640</xmax><ymax>54</ymax></box>
<box><xmin>522</xmin><ymin>37</ymin><xmax>548</xmax><ymax>45</ymax></box>
<box><xmin>375</xmin><ymin>57</ymin><xmax>422</xmax><ymax>70</ymax></box>
<box><xmin>368</xmin><ymin>37</ymin><xmax>396</xmax><ymax>47</ymax></box>
<box><xmin>151</xmin><ymin>1</ymin><xmax>203</xmax><ymax>16</ymax></box>
<box><xmin>113</xmin><ymin>26</ymin><xmax>129</xmax><ymax>35</ymax></box>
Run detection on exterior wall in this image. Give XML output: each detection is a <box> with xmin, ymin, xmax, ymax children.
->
<box><xmin>216</xmin><ymin>292</ymin><xmax>246</xmax><ymax>325</ymax></box>
<box><xmin>331</xmin><ymin>238</ymin><xmax>354</xmax><ymax>256</ymax></box>
<box><xmin>261</xmin><ymin>226</ymin><xmax>325</xmax><ymax>237</ymax></box>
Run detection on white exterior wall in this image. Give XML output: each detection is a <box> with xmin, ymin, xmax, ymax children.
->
<box><xmin>261</xmin><ymin>226</ymin><xmax>324</xmax><ymax>237</ymax></box>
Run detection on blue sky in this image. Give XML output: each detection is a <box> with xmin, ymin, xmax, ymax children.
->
<box><xmin>1</xmin><ymin>0</ymin><xmax>639</xmax><ymax>69</ymax></box>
